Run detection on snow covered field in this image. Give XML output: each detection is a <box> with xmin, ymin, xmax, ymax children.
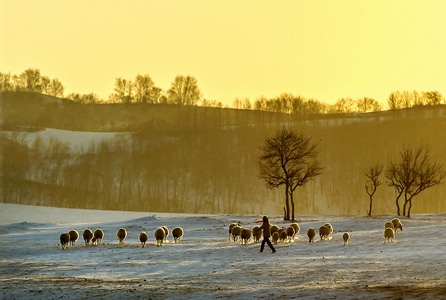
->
<box><xmin>1</xmin><ymin>203</ymin><xmax>445</xmax><ymax>299</ymax></box>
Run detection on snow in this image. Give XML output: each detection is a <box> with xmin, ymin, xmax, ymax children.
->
<box><xmin>1</xmin><ymin>203</ymin><xmax>446</xmax><ymax>299</ymax></box>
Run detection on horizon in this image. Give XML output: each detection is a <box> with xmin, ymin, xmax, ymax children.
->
<box><xmin>2</xmin><ymin>1</ymin><xmax>446</xmax><ymax>106</ymax></box>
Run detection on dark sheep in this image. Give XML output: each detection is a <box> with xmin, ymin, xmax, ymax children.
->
<box><xmin>116</xmin><ymin>228</ymin><xmax>127</xmax><ymax>245</ymax></box>
<box><xmin>60</xmin><ymin>233</ymin><xmax>70</xmax><ymax>250</ymax></box>
<box><xmin>161</xmin><ymin>226</ymin><xmax>169</xmax><ymax>243</ymax></box>
<box><xmin>252</xmin><ymin>226</ymin><xmax>262</xmax><ymax>243</ymax></box>
<box><xmin>92</xmin><ymin>228</ymin><xmax>104</xmax><ymax>246</ymax></box>
<box><xmin>154</xmin><ymin>227</ymin><xmax>166</xmax><ymax>246</ymax></box>
<box><xmin>82</xmin><ymin>229</ymin><xmax>93</xmax><ymax>246</ymax></box>
<box><xmin>286</xmin><ymin>226</ymin><xmax>296</xmax><ymax>243</ymax></box>
<box><xmin>228</xmin><ymin>223</ymin><xmax>239</xmax><ymax>241</ymax></box>
<box><xmin>68</xmin><ymin>230</ymin><xmax>79</xmax><ymax>247</ymax></box>
<box><xmin>307</xmin><ymin>227</ymin><xmax>316</xmax><ymax>243</ymax></box>
<box><xmin>231</xmin><ymin>225</ymin><xmax>242</xmax><ymax>242</ymax></box>
<box><xmin>139</xmin><ymin>231</ymin><xmax>148</xmax><ymax>247</ymax></box>
<box><xmin>172</xmin><ymin>227</ymin><xmax>184</xmax><ymax>243</ymax></box>
<box><xmin>240</xmin><ymin>228</ymin><xmax>252</xmax><ymax>244</ymax></box>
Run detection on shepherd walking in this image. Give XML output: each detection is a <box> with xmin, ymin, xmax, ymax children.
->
<box><xmin>259</xmin><ymin>216</ymin><xmax>276</xmax><ymax>253</ymax></box>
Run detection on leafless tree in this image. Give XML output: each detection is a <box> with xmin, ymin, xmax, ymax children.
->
<box><xmin>258</xmin><ymin>127</ymin><xmax>323</xmax><ymax>221</ymax></box>
<box><xmin>386</xmin><ymin>144</ymin><xmax>444</xmax><ymax>217</ymax></box>
<box><xmin>364</xmin><ymin>163</ymin><xmax>383</xmax><ymax>216</ymax></box>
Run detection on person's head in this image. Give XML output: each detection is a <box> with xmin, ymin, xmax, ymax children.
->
<box><xmin>263</xmin><ymin>216</ymin><xmax>268</xmax><ymax>222</ymax></box>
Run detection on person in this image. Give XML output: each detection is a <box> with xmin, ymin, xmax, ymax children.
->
<box><xmin>259</xmin><ymin>216</ymin><xmax>276</xmax><ymax>253</ymax></box>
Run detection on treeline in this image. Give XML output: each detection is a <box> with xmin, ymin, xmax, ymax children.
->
<box><xmin>1</xmin><ymin>68</ymin><xmax>444</xmax><ymax>113</ymax></box>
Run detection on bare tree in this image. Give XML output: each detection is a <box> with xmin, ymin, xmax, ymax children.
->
<box><xmin>364</xmin><ymin>163</ymin><xmax>383</xmax><ymax>216</ymax></box>
<box><xmin>258</xmin><ymin>127</ymin><xmax>322</xmax><ymax>221</ymax></box>
<box><xmin>167</xmin><ymin>75</ymin><xmax>201</xmax><ymax>106</ymax></box>
<box><xmin>386</xmin><ymin>144</ymin><xmax>444</xmax><ymax>217</ymax></box>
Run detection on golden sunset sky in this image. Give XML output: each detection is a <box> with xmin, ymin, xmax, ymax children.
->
<box><xmin>1</xmin><ymin>0</ymin><xmax>445</xmax><ymax>105</ymax></box>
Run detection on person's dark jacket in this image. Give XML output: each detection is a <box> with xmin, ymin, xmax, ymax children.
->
<box><xmin>259</xmin><ymin>219</ymin><xmax>271</xmax><ymax>237</ymax></box>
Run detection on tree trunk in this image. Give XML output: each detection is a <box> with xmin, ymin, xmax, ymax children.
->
<box><xmin>284</xmin><ymin>184</ymin><xmax>290</xmax><ymax>220</ymax></box>
<box><xmin>290</xmin><ymin>190</ymin><xmax>295</xmax><ymax>221</ymax></box>
<box><xmin>395</xmin><ymin>192</ymin><xmax>402</xmax><ymax>215</ymax></box>
<box><xmin>408</xmin><ymin>198</ymin><xmax>413</xmax><ymax>218</ymax></box>
<box><xmin>368</xmin><ymin>194</ymin><xmax>373</xmax><ymax>216</ymax></box>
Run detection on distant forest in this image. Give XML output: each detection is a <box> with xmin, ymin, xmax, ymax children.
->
<box><xmin>2</xmin><ymin>91</ymin><xmax>445</xmax><ymax>216</ymax></box>
<box><xmin>1</xmin><ymin>68</ymin><xmax>445</xmax><ymax>114</ymax></box>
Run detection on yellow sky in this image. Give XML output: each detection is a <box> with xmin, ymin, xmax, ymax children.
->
<box><xmin>1</xmin><ymin>0</ymin><xmax>446</xmax><ymax>105</ymax></box>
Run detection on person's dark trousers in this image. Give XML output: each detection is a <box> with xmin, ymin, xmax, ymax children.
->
<box><xmin>260</xmin><ymin>237</ymin><xmax>276</xmax><ymax>252</ymax></box>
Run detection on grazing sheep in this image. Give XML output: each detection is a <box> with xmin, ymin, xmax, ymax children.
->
<box><xmin>116</xmin><ymin>228</ymin><xmax>127</xmax><ymax>245</ymax></box>
<box><xmin>279</xmin><ymin>228</ymin><xmax>288</xmax><ymax>242</ymax></box>
<box><xmin>324</xmin><ymin>223</ymin><xmax>334</xmax><ymax>235</ymax></box>
<box><xmin>161</xmin><ymin>226</ymin><xmax>169</xmax><ymax>243</ymax></box>
<box><xmin>154</xmin><ymin>227</ymin><xmax>166</xmax><ymax>246</ymax></box>
<box><xmin>228</xmin><ymin>223</ymin><xmax>239</xmax><ymax>241</ymax></box>
<box><xmin>172</xmin><ymin>227</ymin><xmax>184</xmax><ymax>243</ymax></box>
<box><xmin>231</xmin><ymin>225</ymin><xmax>242</xmax><ymax>242</ymax></box>
<box><xmin>139</xmin><ymin>231</ymin><xmax>148</xmax><ymax>247</ymax></box>
<box><xmin>319</xmin><ymin>225</ymin><xmax>331</xmax><ymax>240</ymax></box>
<box><xmin>384</xmin><ymin>221</ymin><xmax>395</xmax><ymax>231</ymax></box>
<box><xmin>252</xmin><ymin>226</ymin><xmax>262</xmax><ymax>243</ymax></box>
<box><xmin>307</xmin><ymin>228</ymin><xmax>316</xmax><ymax>243</ymax></box>
<box><xmin>342</xmin><ymin>232</ymin><xmax>350</xmax><ymax>245</ymax></box>
<box><xmin>68</xmin><ymin>230</ymin><xmax>79</xmax><ymax>247</ymax></box>
<box><xmin>60</xmin><ymin>233</ymin><xmax>70</xmax><ymax>250</ymax></box>
<box><xmin>391</xmin><ymin>218</ymin><xmax>403</xmax><ymax>234</ymax></box>
<box><xmin>286</xmin><ymin>226</ymin><xmax>296</xmax><ymax>242</ymax></box>
<box><xmin>272</xmin><ymin>231</ymin><xmax>280</xmax><ymax>245</ymax></box>
<box><xmin>290</xmin><ymin>222</ymin><xmax>300</xmax><ymax>239</ymax></box>
<box><xmin>384</xmin><ymin>227</ymin><xmax>395</xmax><ymax>243</ymax></box>
<box><xmin>92</xmin><ymin>228</ymin><xmax>104</xmax><ymax>246</ymax></box>
<box><xmin>240</xmin><ymin>228</ymin><xmax>252</xmax><ymax>244</ymax></box>
<box><xmin>82</xmin><ymin>229</ymin><xmax>93</xmax><ymax>246</ymax></box>
<box><xmin>270</xmin><ymin>225</ymin><xmax>280</xmax><ymax>235</ymax></box>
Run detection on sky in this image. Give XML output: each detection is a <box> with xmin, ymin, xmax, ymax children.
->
<box><xmin>1</xmin><ymin>0</ymin><xmax>446</xmax><ymax>106</ymax></box>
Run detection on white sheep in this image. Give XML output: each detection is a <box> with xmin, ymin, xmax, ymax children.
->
<box><xmin>82</xmin><ymin>229</ymin><xmax>93</xmax><ymax>246</ymax></box>
<box><xmin>324</xmin><ymin>223</ymin><xmax>334</xmax><ymax>235</ymax></box>
<box><xmin>139</xmin><ymin>231</ymin><xmax>148</xmax><ymax>247</ymax></box>
<box><xmin>172</xmin><ymin>227</ymin><xmax>184</xmax><ymax>243</ymax></box>
<box><xmin>60</xmin><ymin>233</ymin><xmax>70</xmax><ymax>250</ymax></box>
<box><xmin>68</xmin><ymin>230</ymin><xmax>79</xmax><ymax>247</ymax></box>
<box><xmin>116</xmin><ymin>228</ymin><xmax>127</xmax><ymax>245</ymax></box>
<box><xmin>252</xmin><ymin>226</ymin><xmax>262</xmax><ymax>243</ymax></box>
<box><xmin>391</xmin><ymin>218</ymin><xmax>403</xmax><ymax>234</ymax></box>
<box><xmin>92</xmin><ymin>228</ymin><xmax>104</xmax><ymax>246</ymax></box>
<box><xmin>240</xmin><ymin>228</ymin><xmax>252</xmax><ymax>244</ymax></box>
<box><xmin>154</xmin><ymin>227</ymin><xmax>166</xmax><ymax>246</ymax></box>
<box><xmin>342</xmin><ymin>232</ymin><xmax>350</xmax><ymax>245</ymax></box>
<box><xmin>384</xmin><ymin>227</ymin><xmax>395</xmax><ymax>243</ymax></box>
<box><xmin>307</xmin><ymin>227</ymin><xmax>316</xmax><ymax>243</ymax></box>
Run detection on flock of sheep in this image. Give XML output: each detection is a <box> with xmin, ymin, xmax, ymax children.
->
<box><xmin>59</xmin><ymin>226</ymin><xmax>184</xmax><ymax>249</ymax></box>
<box><xmin>228</xmin><ymin>217</ymin><xmax>404</xmax><ymax>246</ymax></box>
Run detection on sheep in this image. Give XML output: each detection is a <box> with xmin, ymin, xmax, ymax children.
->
<box><xmin>139</xmin><ymin>231</ymin><xmax>148</xmax><ymax>247</ymax></box>
<box><xmin>252</xmin><ymin>226</ymin><xmax>262</xmax><ymax>243</ymax></box>
<box><xmin>279</xmin><ymin>228</ymin><xmax>288</xmax><ymax>242</ymax></box>
<box><xmin>92</xmin><ymin>228</ymin><xmax>104</xmax><ymax>246</ymax></box>
<box><xmin>172</xmin><ymin>227</ymin><xmax>184</xmax><ymax>243</ymax></box>
<box><xmin>324</xmin><ymin>223</ymin><xmax>334</xmax><ymax>235</ymax></box>
<box><xmin>240</xmin><ymin>228</ymin><xmax>252</xmax><ymax>244</ymax></box>
<box><xmin>68</xmin><ymin>230</ymin><xmax>79</xmax><ymax>247</ymax></box>
<box><xmin>342</xmin><ymin>232</ymin><xmax>350</xmax><ymax>245</ymax></box>
<box><xmin>286</xmin><ymin>226</ymin><xmax>296</xmax><ymax>242</ymax></box>
<box><xmin>154</xmin><ymin>227</ymin><xmax>166</xmax><ymax>246</ymax></box>
<box><xmin>290</xmin><ymin>222</ymin><xmax>300</xmax><ymax>239</ymax></box>
<box><xmin>60</xmin><ymin>233</ymin><xmax>70</xmax><ymax>250</ymax></box>
<box><xmin>272</xmin><ymin>231</ymin><xmax>280</xmax><ymax>245</ymax></box>
<box><xmin>82</xmin><ymin>229</ymin><xmax>93</xmax><ymax>246</ymax></box>
<box><xmin>391</xmin><ymin>218</ymin><xmax>403</xmax><ymax>234</ymax></box>
<box><xmin>228</xmin><ymin>223</ymin><xmax>239</xmax><ymax>241</ymax></box>
<box><xmin>116</xmin><ymin>228</ymin><xmax>127</xmax><ymax>245</ymax></box>
<box><xmin>307</xmin><ymin>227</ymin><xmax>316</xmax><ymax>243</ymax></box>
<box><xmin>231</xmin><ymin>225</ymin><xmax>242</xmax><ymax>242</ymax></box>
<box><xmin>319</xmin><ymin>225</ymin><xmax>331</xmax><ymax>240</ymax></box>
<box><xmin>384</xmin><ymin>221</ymin><xmax>395</xmax><ymax>231</ymax></box>
<box><xmin>161</xmin><ymin>226</ymin><xmax>169</xmax><ymax>243</ymax></box>
<box><xmin>270</xmin><ymin>225</ymin><xmax>280</xmax><ymax>235</ymax></box>
<box><xmin>384</xmin><ymin>227</ymin><xmax>395</xmax><ymax>243</ymax></box>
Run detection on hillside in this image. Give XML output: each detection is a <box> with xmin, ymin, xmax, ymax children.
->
<box><xmin>2</xmin><ymin>92</ymin><xmax>446</xmax><ymax>216</ymax></box>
